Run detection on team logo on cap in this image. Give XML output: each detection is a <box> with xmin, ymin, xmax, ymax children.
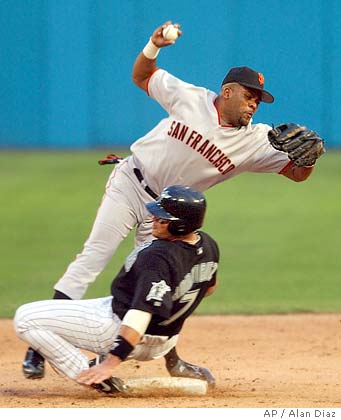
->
<box><xmin>258</xmin><ymin>73</ymin><xmax>265</xmax><ymax>87</ymax></box>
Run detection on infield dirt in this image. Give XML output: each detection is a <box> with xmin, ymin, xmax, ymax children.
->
<box><xmin>1</xmin><ymin>314</ymin><xmax>340</xmax><ymax>408</ymax></box>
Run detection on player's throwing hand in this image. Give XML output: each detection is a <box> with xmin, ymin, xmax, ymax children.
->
<box><xmin>151</xmin><ymin>21</ymin><xmax>182</xmax><ymax>48</ymax></box>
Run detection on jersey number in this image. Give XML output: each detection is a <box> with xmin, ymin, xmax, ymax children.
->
<box><xmin>159</xmin><ymin>289</ymin><xmax>200</xmax><ymax>326</ymax></box>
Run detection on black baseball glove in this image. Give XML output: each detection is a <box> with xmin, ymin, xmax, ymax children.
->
<box><xmin>268</xmin><ymin>123</ymin><xmax>325</xmax><ymax>167</ymax></box>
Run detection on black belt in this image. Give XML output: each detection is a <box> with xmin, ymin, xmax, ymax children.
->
<box><xmin>133</xmin><ymin>168</ymin><xmax>159</xmax><ymax>199</ymax></box>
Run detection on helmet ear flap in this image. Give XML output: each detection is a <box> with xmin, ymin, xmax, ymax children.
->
<box><xmin>168</xmin><ymin>220</ymin><xmax>188</xmax><ymax>236</ymax></box>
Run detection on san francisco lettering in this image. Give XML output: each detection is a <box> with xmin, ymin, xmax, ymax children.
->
<box><xmin>167</xmin><ymin>120</ymin><xmax>235</xmax><ymax>175</ymax></box>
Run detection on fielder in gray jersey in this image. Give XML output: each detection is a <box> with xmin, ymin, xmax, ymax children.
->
<box><xmin>15</xmin><ymin>186</ymin><xmax>218</xmax><ymax>393</ymax></box>
<box><xmin>22</xmin><ymin>20</ymin><xmax>321</xmax><ymax>381</ymax></box>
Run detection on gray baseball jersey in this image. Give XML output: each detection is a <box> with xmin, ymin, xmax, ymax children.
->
<box><xmin>131</xmin><ymin>69</ymin><xmax>290</xmax><ymax>193</ymax></box>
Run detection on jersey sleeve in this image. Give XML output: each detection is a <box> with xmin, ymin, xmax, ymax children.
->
<box><xmin>250</xmin><ymin>123</ymin><xmax>290</xmax><ymax>174</ymax></box>
<box><xmin>130</xmin><ymin>250</ymin><xmax>174</xmax><ymax>319</ymax></box>
<box><xmin>201</xmin><ymin>232</ymin><xmax>219</xmax><ymax>288</ymax></box>
<box><xmin>147</xmin><ymin>69</ymin><xmax>198</xmax><ymax>115</ymax></box>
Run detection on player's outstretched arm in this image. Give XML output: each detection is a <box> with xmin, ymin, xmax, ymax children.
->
<box><xmin>280</xmin><ymin>161</ymin><xmax>314</xmax><ymax>182</ymax></box>
<box><xmin>76</xmin><ymin>325</ymin><xmax>142</xmax><ymax>385</ymax></box>
<box><xmin>132</xmin><ymin>21</ymin><xmax>182</xmax><ymax>92</ymax></box>
<box><xmin>76</xmin><ymin>310</ymin><xmax>151</xmax><ymax>386</ymax></box>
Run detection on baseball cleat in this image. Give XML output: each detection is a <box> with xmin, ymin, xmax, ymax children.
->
<box><xmin>164</xmin><ymin>348</ymin><xmax>215</xmax><ymax>388</ymax></box>
<box><xmin>166</xmin><ymin>358</ymin><xmax>216</xmax><ymax>388</ymax></box>
<box><xmin>22</xmin><ymin>348</ymin><xmax>45</xmax><ymax>379</ymax></box>
<box><xmin>91</xmin><ymin>376</ymin><xmax>128</xmax><ymax>394</ymax></box>
<box><xmin>88</xmin><ymin>356</ymin><xmax>129</xmax><ymax>395</ymax></box>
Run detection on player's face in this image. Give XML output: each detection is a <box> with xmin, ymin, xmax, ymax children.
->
<box><xmin>224</xmin><ymin>85</ymin><xmax>260</xmax><ymax>127</ymax></box>
<box><xmin>151</xmin><ymin>216</ymin><xmax>171</xmax><ymax>239</ymax></box>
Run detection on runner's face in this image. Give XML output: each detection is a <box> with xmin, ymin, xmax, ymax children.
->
<box><xmin>151</xmin><ymin>216</ymin><xmax>171</xmax><ymax>239</ymax></box>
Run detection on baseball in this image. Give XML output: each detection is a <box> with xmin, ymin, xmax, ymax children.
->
<box><xmin>162</xmin><ymin>25</ymin><xmax>179</xmax><ymax>41</ymax></box>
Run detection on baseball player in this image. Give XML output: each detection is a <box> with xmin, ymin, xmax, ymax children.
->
<box><xmin>22</xmin><ymin>21</ymin><xmax>324</xmax><ymax>381</ymax></box>
<box><xmin>15</xmin><ymin>186</ymin><xmax>219</xmax><ymax>393</ymax></box>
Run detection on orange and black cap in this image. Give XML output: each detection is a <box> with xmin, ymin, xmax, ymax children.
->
<box><xmin>222</xmin><ymin>66</ymin><xmax>274</xmax><ymax>103</ymax></box>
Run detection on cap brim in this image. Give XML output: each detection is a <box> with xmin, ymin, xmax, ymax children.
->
<box><xmin>260</xmin><ymin>90</ymin><xmax>274</xmax><ymax>103</ymax></box>
<box><xmin>145</xmin><ymin>202</ymin><xmax>179</xmax><ymax>220</ymax></box>
<box><xmin>240</xmin><ymin>83</ymin><xmax>274</xmax><ymax>103</ymax></box>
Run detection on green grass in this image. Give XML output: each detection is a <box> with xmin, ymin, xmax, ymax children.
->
<box><xmin>1</xmin><ymin>150</ymin><xmax>340</xmax><ymax>317</ymax></box>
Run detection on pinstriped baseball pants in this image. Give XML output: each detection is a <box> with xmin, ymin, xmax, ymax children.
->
<box><xmin>14</xmin><ymin>296</ymin><xmax>178</xmax><ymax>380</ymax></box>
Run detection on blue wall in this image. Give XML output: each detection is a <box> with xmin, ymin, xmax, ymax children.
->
<box><xmin>0</xmin><ymin>0</ymin><xmax>340</xmax><ymax>148</ymax></box>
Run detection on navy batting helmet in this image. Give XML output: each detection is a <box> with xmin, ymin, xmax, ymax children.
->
<box><xmin>146</xmin><ymin>185</ymin><xmax>206</xmax><ymax>236</ymax></box>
